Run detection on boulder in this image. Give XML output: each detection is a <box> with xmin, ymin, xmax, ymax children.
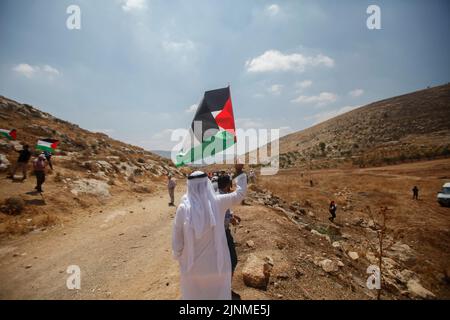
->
<box><xmin>70</xmin><ymin>179</ymin><xmax>110</xmax><ymax>197</ymax></box>
<box><xmin>407</xmin><ymin>279</ymin><xmax>435</xmax><ymax>299</ymax></box>
<box><xmin>242</xmin><ymin>254</ymin><xmax>273</xmax><ymax>290</ymax></box>
<box><xmin>348</xmin><ymin>251</ymin><xmax>359</xmax><ymax>260</ymax></box>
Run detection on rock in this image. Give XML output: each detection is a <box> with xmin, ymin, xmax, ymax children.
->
<box><xmin>407</xmin><ymin>279</ymin><xmax>435</xmax><ymax>299</ymax></box>
<box><xmin>348</xmin><ymin>251</ymin><xmax>359</xmax><ymax>260</ymax></box>
<box><xmin>320</xmin><ymin>259</ymin><xmax>339</xmax><ymax>273</ymax></box>
<box><xmin>277</xmin><ymin>273</ymin><xmax>289</xmax><ymax>280</ymax></box>
<box><xmin>70</xmin><ymin>179</ymin><xmax>110</xmax><ymax>197</ymax></box>
<box><xmin>246</xmin><ymin>240</ymin><xmax>255</xmax><ymax>248</ymax></box>
<box><xmin>0</xmin><ymin>153</ymin><xmax>10</xmax><ymax>171</ymax></box>
<box><xmin>386</xmin><ymin>242</ymin><xmax>415</xmax><ymax>262</ymax></box>
<box><xmin>276</xmin><ymin>242</ymin><xmax>287</xmax><ymax>250</ymax></box>
<box><xmin>365</xmin><ymin>252</ymin><xmax>378</xmax><ymax>265</ymax></box>
<box><xmin>332</xmin><ymin>241</ymin><xmax>341</xmax><ymax>249</ymax></box>
<box><xmin>307</xmin><ymin>211</ymin><xmax>315</xmax><ymax>218</ymax></box>
<box><xmin>337</xmin><ymin>260</ymin><xmax>345</xmax><ymax>267</ymax></box>
<box><xmin>242</xmin><ymin>254</ymin><xmax>273</xmax><ymax>290</ymax></box>
<box><xmin>293</xmin><ymin>267</ymin><xmax>304</xmax><ymax>278</ymax></box>
<box><xmin>395</xmin><ymin>269</ymin><xmax>416</xmax><ymax>284</ymax></box>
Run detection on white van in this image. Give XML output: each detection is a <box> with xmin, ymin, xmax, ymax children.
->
<box><xmin>437</xmin><ymin>183</ymin><xmax>450</xmax><ymax>207</ymax></box>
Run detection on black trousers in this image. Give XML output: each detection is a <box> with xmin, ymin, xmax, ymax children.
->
<box><xmin>225</xmin><ymin>228</ymin><xmax>238</xmax><ymax>274</ymax></box>
<box><xmin>329</xmin><ymin>210</ymin><xmax>336</xmax><ymax>220</ymax></box>
<box><xmin>35</xmin><ymin>171</ymin><xmax>45</xmax><ymax>191</ymax></box>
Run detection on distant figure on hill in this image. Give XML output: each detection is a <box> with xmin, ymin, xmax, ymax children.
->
<box><xmin>167</xmin><ymin>174</ymin><xmax>177</xmax><ymax>207</ymax></box>
<box><xmin>33</xmin><ymin>154</ymin><xmax>46</xmax><ymax>193</ymax></box>
<box><xmin>329</xmin><ymin>200</ymin><xmax>337</xmax><ymax>222</ymax></box>
<box><xmin>8</xmin><ymin>144</ymin><xmax>31</xmax><ymax>181</ymax></box>
<box><xmin>412</xmin><ymin>186</ymin><xmax>419</xmax><ymax>200</ymax></box>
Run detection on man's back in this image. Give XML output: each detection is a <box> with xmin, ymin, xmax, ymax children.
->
<box><xmin>18</xmin><ymin>149</ymin><xmax>31</xmax><ymax>163</ymax></box>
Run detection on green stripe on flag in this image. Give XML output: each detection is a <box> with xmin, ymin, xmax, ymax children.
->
<box><xmin>176</xmin><ymin>130</ymin><xmax>235</xmax><ymax>167</ymax></box>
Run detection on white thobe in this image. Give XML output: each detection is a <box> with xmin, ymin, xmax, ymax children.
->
<box><xmin>172</xmin><ymin>173</ymin><xmax>247</xmax><ymax>300</ymax></box>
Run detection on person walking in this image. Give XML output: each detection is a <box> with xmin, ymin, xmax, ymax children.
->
<box><xmin>412</xmin><ymin>186</ymin><xmax>419</xmax><ymax>200</ymax></box>
<box><xmin>8</xmin><ymin>144</ymin><xmax>31</xmax><ymax>181</ymax></box>
<box><xmin>329</xmin><ymin>200</ymin><xmax>337</xmax><ymax>222</ymax></box>
<box><xmin>33</xmin><ymin>154</ymin><xmax>47</xmax><ymax>192</ymax></box>
<box><xmin>168</xmin><ymin>174</ymin><xmax>177</xmax><ymax>207</ymax></box>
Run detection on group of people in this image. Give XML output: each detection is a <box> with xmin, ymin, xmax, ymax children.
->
<box><xmin>6</xmin><ymin>143</ymin><xmax>53</xmax><ymax>193</ymax></box>
<box><xmin>170</xmin><ymin>164</ymin><xmax>246</xmax><ymax>300</ymax></box>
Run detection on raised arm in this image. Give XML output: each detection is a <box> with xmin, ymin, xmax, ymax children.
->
<box><xmin>215</xmin><ymin>172</ymin><xmax>247</xmax><ymax>211</ymax></box>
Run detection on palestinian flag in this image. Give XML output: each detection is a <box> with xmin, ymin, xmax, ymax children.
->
<box><xmin>175</xmin><ymin>86</ymin><xmax>236</xmax><ymax>166</ymax></box>
<box><xmin>36</xmin><ymin>139</ymin><xmax>59</xmax><ymax>153</ymax></box>
<box><xmin>0</xmin><ymin>129</ymin><xmax>17</xmax><ymax>140</ymax></box>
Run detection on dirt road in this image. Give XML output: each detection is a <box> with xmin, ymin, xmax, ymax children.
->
<box><xmin>0</xmin><ymin>186</ymin><xmax>186</xmax><ymax>300</ymax></box>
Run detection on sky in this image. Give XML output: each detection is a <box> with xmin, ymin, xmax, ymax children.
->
<box><xmin>0</xmin><ymin>0</ymin><xmax>449</xmax><ymax>152</ymax></box>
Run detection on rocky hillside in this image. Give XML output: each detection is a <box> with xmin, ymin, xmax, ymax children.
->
<box><xmin>277</xmin><ymin>84</ymin><xmax>450</xmax><ymax>169</ymax></box>
<box><xmin>0</xmin><ymin>96</ymin><xmax>186</xmax><ymax>236</ymax></box>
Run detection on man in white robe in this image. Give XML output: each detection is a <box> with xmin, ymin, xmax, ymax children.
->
<box><xmin>172</xmin><ymin>165</ymin><xmax>247</xmax><ymax>300</ymax></box>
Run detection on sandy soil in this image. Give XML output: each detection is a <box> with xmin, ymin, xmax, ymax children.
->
<box><xmin>0</xmin><ymin>184</ymin><xmax>185</xmax><ymax>299</ymax></box>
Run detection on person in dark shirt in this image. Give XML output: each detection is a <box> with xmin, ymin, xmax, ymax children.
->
<box><xmin>8</xmin><ymin>144</ymin><xmax>31</xmax><ymax>180</ymax></box>
<box><xmin>329</xmin><ymin>200</ymin><xmax>337</xmax><ymax>222</ymax></box>
<box><xmin>412</xmin><ymin>186</ymin><xmax>419</xmax><ymax>200</ymax></box>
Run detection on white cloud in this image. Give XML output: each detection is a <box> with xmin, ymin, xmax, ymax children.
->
<box><xmin>13</xmin><ymin>64</ymin><xmax>37</xmax><ymax>78</ymax></box>
<box><xmin>162</xmin><ymin>40</ymin><xmax>195</xmax><ymax>52</ymax></box>
<box><xmin>42</xmin><ymin>65</ymin><xmax>60</xmax><ymax>77</ymax></box>
<box><xmin>265</xmin><ymin>4</ymin><xmax>280</xmax><ymax>16</ymax></box>
<box><xmin>267</xmin><ymin>84</ymin><xmax>283</xmax><ymax>95</ymax></box>
<box><xmin>349</xmin><ymin>89</ymin><xmax>364</xmax><ymax>97</ymax></box>
<box><xmin>185</xmin><ymin>104</ymin><xmax>198</xmax><ymax>113</ymax></box>
<box><xmin>295</xmin><ymin>80</ymin><xmax>313</xmax><ymax>89</ymax></box>
<box><xmin>121</xmin><ymin>0</ymin><xmax>147</xmax><ymax>12</ymax></box>
<box><xmin>245</xmin><ymin>50</ymin><xmax>334</xmax><ymax>73</ymax></box>
<box><xmin>291</xmin><ymin>92</ymin><xmax>338</xmax><ymax>107</ymax></box>
<box><xmin>306</xmin><ymin>105</ymin><xmax>360</xmax><ymax>125</ymax></box>
<box><xmin>13</xmin><ymin>63</ymin><xmax>60</xmax><ymax>79</ymax></box>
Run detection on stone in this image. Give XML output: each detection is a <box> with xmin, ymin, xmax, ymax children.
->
<box><xmin>407</xmin><ymin>279</ymin><xmax>435</xmax><ymax>299</ymax></box>
<box><xmin>242</xmin><ymin>254</ymin><xmax>273</xmax><ymax>290</ymax></box>
<box><xmin>320</xmin><ymin>259</ymin><xmax>339</xmax><ymax>273</ymax></box>
<box><xmin>337</xmin><ymin>260</ymin><xmax>345</xmax><ymax>267</ymax></box>
<box><xmin>332</xmin><ymin>241</ymin><xmax>341</xmax><ymax>249</ymax></box>
<box><xmin>246</xmin><ymin>240</ymin><xmax>255</xmax><ymax>248</ymax></box>
<box><xmin>277</xmin><ymin>273</ymin><xmax>289</xmax><ymax>280</ymax></box>
<box><xmin>348</xmin><ymin>251</ymin><xmax>359</xmax><ymax>260</ymax></box>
